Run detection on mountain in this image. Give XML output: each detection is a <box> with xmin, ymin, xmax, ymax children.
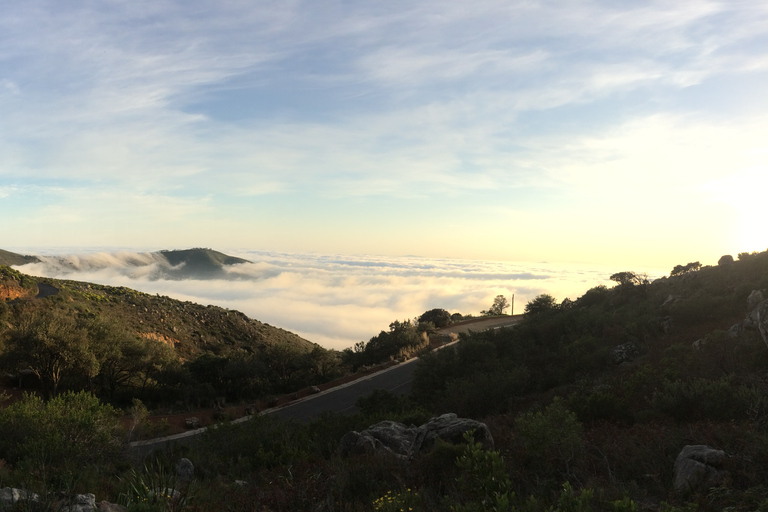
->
<box><xmin>0</xmin><ymin>249</ymin><xmax>40</xmax><ymax>266</ymax></box>
<box><xmin>0</xmin><ymin>247</ymin><xmax>252</xmax><ymax>280</ymax></box>
<box><xmin>158</xmin><ymin>248</ymin><xmax>251</xmax><ymax>279</ymax></box>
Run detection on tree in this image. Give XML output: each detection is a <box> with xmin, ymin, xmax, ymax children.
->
<box><xmin>670</xmin><ymin>261</ymin><xmax>702</xmax><ymax>276</ymax></box>
<box><xmin>482</xmin><ymin>295</ymin><xmax>510</xmax><ymax>316</ymax></box>
<box><xmin>1</xmin><ymin>307</ymin><xmax>97</xmax><ymax>399</ymax></box>
<box><xmin>418</xmin><ymin>308</ymin><xmax>452</xmax><ymax>328</ymax></box>
<box><xmin>524</xmin><ymin>294</ymin><xmax>558</xmax><ymax>317</ymax></box>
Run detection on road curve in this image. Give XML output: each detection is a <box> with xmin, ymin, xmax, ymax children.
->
<box><xmin>130</xmin><ymin>315</ymin><xmax>523</xmax><ymax>454</ymax></box>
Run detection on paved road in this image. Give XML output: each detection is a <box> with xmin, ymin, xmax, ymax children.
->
<box><xmin>130</xmin><ymin>315</ymin><xmax>523</xmax><ymax>454</ymax></box>
<box><xmin>270</xmin><ymin>358</ymin><xmax>420</xmax><ymax>422</ymax></box>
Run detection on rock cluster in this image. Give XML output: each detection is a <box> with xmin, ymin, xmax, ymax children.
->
<box><xmin>609</xmin><ymin>342</ymin><xmax>640</xmax><ymax>365</ymax></box>
<box><xmin>673</xmin><ymin>445</ymin><xmax>727</xmax><ymax>496</ymax></box>
<box><xmin>0</xmin><ymin>489</ymin><xmax>126</xmax><ymax>512</ymax></box>
<box><xmin>339</xmin><ymin>413</ymin><xmax>493</xmax><ymax>460</ymax></box>
<box><xmin>725</xmin><ymin>291</ymin><xmax>768</xmax><ymax>348</ymax></box>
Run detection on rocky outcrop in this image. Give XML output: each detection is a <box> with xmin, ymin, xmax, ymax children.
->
<box><xmin>0</xmin><ymin>488</ymin><xmax>39</xmax><ymax>510</ymax></box>
<box><xmin>732</xmin><ymin>296</ymin><xmax>768</xmax><ymax>348</ymax></box>
<box><xmin>673</xmin><ymin>445</ymin><xmax>727</xmax><ymax>496</ymax></box>
<box><xmin>339</xmin><ymin>413</ymin><xmax>493</xmax><ymax>460</ymax></box>
<box><xmin>1</xmin><ymin>488</ymin><xmax>125</xmax><ymax>512</ymax></box>
<box><xmin>58</xmin><ymin>494</ymin><xmax>96</xmax><ymax>512</ymax></box>
<box><xmin>609</xmin><ymin>342</ymin><xmax>640</xmax><ymax>365</ymax></box>
<box><xmin>748</xmin><ymin>290</ymin><xmax>764</xmax><ymax>310</ymax></box>
<box><xmin>0</xmin><ymin>283</ymin><xmax>32</xmax><ymax>301</ymax></box>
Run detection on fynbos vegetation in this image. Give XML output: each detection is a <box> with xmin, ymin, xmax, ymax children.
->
<box><xmin>1</xmin><ymin>249</ymin><xmax>768</xmax><ymax>510</ymax></box>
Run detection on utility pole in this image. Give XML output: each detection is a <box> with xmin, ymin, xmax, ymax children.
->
<box><xmin>511</xmin><ymin>293</ymin><xmax>515</xmax><ymax>315</ymax></box>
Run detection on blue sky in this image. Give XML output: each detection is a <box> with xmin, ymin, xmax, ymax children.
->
<box><xmin>2</xmin><ymin>0</ymin><xmax>767</xmax><ymax>267</ymax></box>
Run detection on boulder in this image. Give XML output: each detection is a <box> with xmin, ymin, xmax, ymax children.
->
<box><xmin>339</xmin><ymin>420</ymin><xmax>418</xmax><ymax>459</ymax></box>
<box><xmin>58</xmin><ymin>493</ymin><xmax>96</xmax><ymax>512</ymax></box>
<box><xmin>98</xmin><ymin>502</ymin><xmax>128</xmax><ymax>512</ymax></box>
<box><xmin>175</xmin><ymin>458</ymin><xmax>194</xmax><ymax>482</ymax></box>
<box><xmin>691</xmin><ymin>339</ymin><xmax>707</xmax><ymax>351</ymax></box>
<box><xmin>414</xmin><ymin>413</ymin><xmax>494</xmax><ymax>453</ymax></box>
<box><xmin>742</xmin><ymin>299</ymin><xmax>768</xmax><ymax>349</ymax></box>
<box><xmin>185</xmin><ymin>417</ymin><xmax>201</xmax><ymax>429</ymax></box>
<box><xmin>717</xmin><ymin>255</ymin><xmax>734</xmax><ymax>266</ymax></box>
<box><xmin>748</xmin><ymin>290</ymin><xmax>764</xmax><ymax>310</ymax></box>
<box><xmin>0</xmin><ymin>488</ymin><xmax>40</xmax><ymax>509</ymax></box>
<box><xmin>339</xmin><ymin>413</ymin><xmax>493</xmax><ymax>460</ymax></box>
<box><xmin>727</xmin><ymin>323</ymin><xmax>742</xmax><ymax>339</ymax></box>
<box><xmin>609</xmin><ymin>342</ymin><xmax>640</xmax><ymax>365</ymax></box>
<box><xmin>673</xmin><ymin>445</ymin><xmax>726</xmax><ymax>496</ymax></box>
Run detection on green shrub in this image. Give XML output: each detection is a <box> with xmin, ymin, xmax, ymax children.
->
<box><xmin>438</xmin><ymin>366</ymin><xmax>529</xmax><ymax>418</ymax></box>
<box><xmin>651</xmin><ymin>377</ymin><xmax>760</xmax><ymax>422</ymax></box>
<box><xmin>0</xmin><ymin>391</ymin><xmax>119</xmax><ymax>467</ymax></box>
<box><xmin>514</xmin><ymin>398</ymin><xmax>583</xmax><ymax>480</ymax></box>
<box><xmin>443</xmin><ymin>431</ymin><xmax>514</xmax><ymax>512</ymax></box>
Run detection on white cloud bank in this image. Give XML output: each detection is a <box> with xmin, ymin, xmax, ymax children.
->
<box><xmin>13</xmin><ymin>249</ymin><xmax>668</xmax><ymax>350</ymax></box>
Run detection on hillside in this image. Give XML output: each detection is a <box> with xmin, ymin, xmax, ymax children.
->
<box><xmin>0</xmin><ymin>248</ymin><xmax>40</xmax><ymax>266</ymax></box>
<box><xmin>158</xmin><ymin>248</ymin><xmax>251</xmax><ymax>279</ymax></box>
<box><xmin>3</xmin><ymin>250</ymin><xmax>768</xmax><ymax>510</ymax></box>
<box><xmin>0</xmin><ymin>264</ymin><xmax>341</xmax><ymax>407</ymax></box>
<box><xmin>2</xmin><ymin>247</ymin><xmax>252</xmax><ymax>280</ymax></box>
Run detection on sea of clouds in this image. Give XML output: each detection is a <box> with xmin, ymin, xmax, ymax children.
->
<box><xmin>11</xmin><ymin>248</ymin><xmax>667</xmax><ymax>350</ymax></box>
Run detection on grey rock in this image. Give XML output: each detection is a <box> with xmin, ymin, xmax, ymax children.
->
<box><xmin>748</xmin><ymin>290</ymin><xmax>764</xmax><ymax>310</ymax></box>
<box><xmin>339</xmin><ymin>413</ymin><xmax>493</xmax><ymax>460</ymax></box>
<box><xmin>673</xmin><ymin>445</ymin><xmax>726</xmax><ymax>496</ymax></box>
<box><xmin>175</xmin><ymin>458</ymin><xmax>194</xmax><ymax>482</ymax></box>
<box><xmin>727</xmin><ymin>323</ymin><xmax>742</xmax><ymax>339</ymax></box>
<box><xmin>609</xmin><ymin>342</ymin><xmax>640</xmax><ymax>364</ymax></box>
<box><xmin>718</xmin><ymin>254</ymin><xmax>734</xmax><ymax>266</ymax></box>
<box><xmin>758</xmin><ymin>300</ymin><xmax>768</xmax><ymax>349</ymax></box>
<box><xmin>310</xmin><ymin>386</ymin><xmax>321</xmax><ymax>394</ymax></box>
<box><xmin>415</xmin><ymin>413</ymin><xmax>494</xmax><ymax>453</ymax></box>
<box><xmin>0</xmin><ymin>488</ymin><xmax>40</xmax><ymax>509</ymax></box>
<box><xmin>98</xmin><ymin>502</ymin><xmax>128</xmax><ymax>512</ymax></box>
<box><xmin>185</xmin><ymin>417</ymin><xmax>201</xmax><ymax>429</ymax></box>
<box><xmin>743</xmin><ymin>299</ymin><xmax>768</xmax><ymax>349</ymax></box>
<box><xmin>691</xmin><ymin>339</ymin><xmax>707</xmax><ymax>351</ymax></box>
<box><xmin>59</xmin><ymin>493</ymin><xmax>96</xmax><ymax>512</ymax></box>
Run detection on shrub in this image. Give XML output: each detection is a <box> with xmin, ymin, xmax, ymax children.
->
<box><xmin>514</xmin><ymin>398</ymin><xmax>584</xmax><ymax>480</ymax></box>
<box><xmin>651</xmin><ymin>377</ymin><xmax>760</xmax><ymax>422</ymax></box>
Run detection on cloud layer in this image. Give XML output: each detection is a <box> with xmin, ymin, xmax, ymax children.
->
<box><xmin>15</xmin><ymin>249</ymin><xmax>667</xmax><ymax>350</ymax></box>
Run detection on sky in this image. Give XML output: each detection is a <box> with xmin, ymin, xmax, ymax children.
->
<box><xmin>2</xmin><ymin>0</ymin><xmax>768</xmax><ymax>269</ymax></box>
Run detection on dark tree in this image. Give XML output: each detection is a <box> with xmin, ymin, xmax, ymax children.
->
<box><xmin>523</xmin><ymin>294</ymin><xmax>557</xmax><ymax>317</ymax></box>
<box><xmin>418</xmin><ymin>308</ymin><xmax>452</xmax><ymax>328</ymax></box>
<box><xmin>482</xmin><ymin>295</ymin><xmax>510</xmax><ymax>316</ymax></box>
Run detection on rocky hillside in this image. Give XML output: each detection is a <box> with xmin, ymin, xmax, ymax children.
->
<box><xmin>0</xmin><ymin>264</ymin><xmax>315</xmax><ymax>361</ymax></box>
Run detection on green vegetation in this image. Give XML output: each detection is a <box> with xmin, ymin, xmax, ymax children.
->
<box><xmin>2</xmin><ymin>250</ymin><xmax>768</xmax><ymax>510</ymax></box>
<box><xmin>342</xmin><ymin>319</ymin><xmax>430</xmax><ymax>369</ymax></box>
<box><xmin>482</xmin><ymin>294</ymin><xmax>511</xmax><ymax>316</ymax></box>
<box><xmin>0</xmin><ymin>264</ymin><xmax>341</xmax><ymax>409</ymax></box>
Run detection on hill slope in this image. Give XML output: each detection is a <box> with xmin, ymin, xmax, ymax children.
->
<box><xmin>1</xmin><ymin>247</ymin><xmax>252</xmax><ymax>280</ymax></box>
<box><xmin>0</xmin><ymin>264</ymin><xmax>311</xmax><ymax>359</ymax></box>
<box><xmin>158</xmin><ymin>248</ymin><xmax>251</xmax><ymax>279</ymax></box>
<box><xmin>0</xmin><ymin>249</ymin><xmax>40</xmax><ymax>266</ymax></box>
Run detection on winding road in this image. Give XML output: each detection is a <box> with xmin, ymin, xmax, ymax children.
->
<box><xmin>130</xmin><ymin>315</ymin><xmax>523</xmax><ymax>455</ymax></box>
